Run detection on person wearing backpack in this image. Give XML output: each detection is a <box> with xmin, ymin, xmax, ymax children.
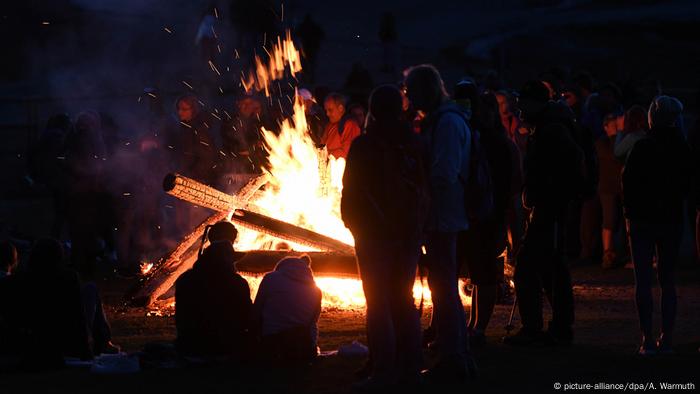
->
<box><xmin>457</xmin><ymin>89</ymin><xmax>518</xmax><ymax>346</ymax></box>
<box><xmin>504</xmin><ymin>80</ymin><xmax>585</xmax><ymax>347</ymax></box>
<box><xmin>403</xmin><ymin>65</ymin><xmax>476</xmax><ymax>383</ymax></box>
<box><xmin>622</xmin><ymin>96</ymin><xmax>693</xmax><ymax>355</ymax></box>
<box><xmin>341</xmin><ymin>85</ymin><xmax>428</xmax><ymax>390</ymax></box>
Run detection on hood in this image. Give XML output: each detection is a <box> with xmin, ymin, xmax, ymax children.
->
<box><xmin>273</xmin><ymin>256</ymin><xmax>315</xmax><ymax>283</ymax></box>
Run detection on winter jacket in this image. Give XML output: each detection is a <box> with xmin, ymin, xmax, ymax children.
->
<box><xmin>341</xmin><ymin>120</ymin><xmax>428</xmax><ymax>244</ymax></box>
<box><xmin>252</xmin><ymin>257</ymin><xmax>321</xmax><ymax>351</ymax></box>
<box><xmin>622</xmin><ymin>126</ymin><xmax>693</xmax><ymax>224</ymax></box>
<box><xmin>175</xmin><ymin>241</ymin><xmax>252</xmax><ymax>357</ymax></box>
<box><xmin>422</xmin><ymin>102</ymin><xmax>471</xmax><ymax>233</ymax></box>
<box><xmin>0</xmin><ymin>268</ymin><xmax>92</xmax><ymax>363</ymax></box>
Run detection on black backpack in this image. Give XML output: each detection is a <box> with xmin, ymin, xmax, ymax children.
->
<box><xmin>377</xmin><ymin>137</ymin><xmax>430</xmax><ymax>240</ymax></box>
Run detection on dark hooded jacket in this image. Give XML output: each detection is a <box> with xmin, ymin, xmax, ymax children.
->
<box><xmin>0</xmin><ymin>267</ymin><xmax>92</xmax><ymax>365</ymax></box>
<box><xmin>522</xmin><ymin>101</ymin><xmax>585</xmax><ymax>211</ymax></box>
<box><xmin>175</xmin><ymin>241</ymin><xmax>251</xmax><ymax>357</ymax></box>
<box><xmin>622</xmin><ymin>126</ymin><xmax>693</xmax><ymax>224</ymax></box>
<box><xmin>341</xmin><ymin>119</ymin><xmax>428</xmax><ymax>244</ymax></box>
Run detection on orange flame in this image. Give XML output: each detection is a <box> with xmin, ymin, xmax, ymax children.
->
<box><xmin>234</xmin><ymin>93</ymin><xmax>352</xmax><ymax>250</ymax></box>
<box><xmin>241</xmin><ymin>30</ymin><xmax>301</xmax><ymax>96</ymax></box>
<box><xmin>242</xmin><ymin>273</ymin><xmax>471</xmax><ymax>310</ymax></box>
<box><xmin>140</xmin><ymin>261</ymin><xmax>154</xmax><ymax>275</ymax></box>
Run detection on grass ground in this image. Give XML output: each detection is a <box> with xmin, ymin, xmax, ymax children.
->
<box><xmin>0</xmin><ymin>262</ymin><xmax>698</xmax><ymax>394</ymax></box>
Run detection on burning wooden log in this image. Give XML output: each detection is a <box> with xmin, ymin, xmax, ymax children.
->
<box><xmin>163</xmin><ymin>173</ymin><xmax>247</xmax><ymax>213</ymax></box>
<box><xmin>129</xmin><ymin>211</ymin><xmax>230</xmax><ymax>306</ymax></box>
<box><xmin>163</xmin><ymin>173</ymin><xmax>355</xmax><ymax>254</ymax></box>
<box><xmin>130</xmin><ymin>174</ymin><xmax>268</xmax><ymax>306</ymax></box>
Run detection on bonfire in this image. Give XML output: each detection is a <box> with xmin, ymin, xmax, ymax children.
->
<box><xmin>133</xmin><ymin>31</ymin><xmax>471</xmax><ymax>313</ymax></box>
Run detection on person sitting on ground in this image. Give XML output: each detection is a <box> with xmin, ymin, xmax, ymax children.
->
<box><xmin>321</xmin><ymin>93</ymin><xmax>362</xmax><ymax>159</ymax></box>
<box><xmin>7</xmin><ymin>238</ymin><xmax>92</xmax><ymax>368</ymax></box>
<box><xmin>251</xmin><ymin>255</ymin><xmax>321</xmax><ymax>363</ymax></box>
<box><xmin>81</xmin><ymin>281</ymin><xmax>120</xmax><ymax>355</ymax></box>
<box><xmin>175</xmin><ymin>221</ymin><xmax>252</xmax><ymax>359</ymax></box>
<box><xmin>622</xmin><ymin>95</ymin><xmax>693</xmax><ymax>355</ymax></box>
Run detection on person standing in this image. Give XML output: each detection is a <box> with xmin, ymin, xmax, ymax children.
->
<box><xmin>342</xmin><ymin>85</ymin><xmax>428</xmax><ymax>389</ymax></box>
<box><xmin>622</xmin><ymin>96</ymin><xmax>693</xmax><ymax>355</ymax></box>
<box><xmin>404</xmin><ymin>65</ymin><xmax>475</xmax><ymax>382</ymax></box>
<box><xmin>597</xmin><ymin>114</ymin><xmax>624</xmax><ymax>269</ymax></box>
<box><xmin>504</xmin><ymin>81</ymin><xmax>585</xmax><ymax>346</ymax></box>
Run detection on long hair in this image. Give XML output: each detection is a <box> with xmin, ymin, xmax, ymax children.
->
<box><xmin>403</xmin><ymin>64</ymin><xmax>448</xmax><ymax>111</ymax></box>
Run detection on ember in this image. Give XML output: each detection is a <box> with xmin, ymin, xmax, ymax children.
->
<box><xmin>135</xmin><ymin>30</ymin><xmax>470</xmax><ymax>312</ymax></box>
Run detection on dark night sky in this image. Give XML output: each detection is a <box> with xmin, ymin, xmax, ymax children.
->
<box><xmin>1</xmin><ymin>0</ymin><xmax>699</xmax><ymax>139</ymax></box>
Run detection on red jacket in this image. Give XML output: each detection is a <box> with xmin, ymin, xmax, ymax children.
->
<box><xmin>322</xmin><ymin>117</ymin><xmax>361</xmax><ymax>159</ymax></box>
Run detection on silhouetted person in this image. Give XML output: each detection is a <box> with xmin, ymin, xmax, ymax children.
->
<box><xmin>495</xmin><ymin>90</ymin><xmax>528</xmax><ymax>158</ymax></box>
<box><xmin>219</xmin><ymin>95</ymin><xmax>270</xmax><ymax>174</ymax></box>
<box><xmin>622</xmin><ymin>96</ymin><xmax>693</xmax><ymax>355</ymax></box>
<box><xmin>505</xmin><ymin>81</ymin><xmax>584</xmax><ymax>347</ymax></box>
<box><xmin>404</xmin><ymin>64</ymin><xmax>475</xmax><ymax>382</ymax></box>
<box><xmin>342</xmin><ymin>85</ymin><xmax>428</xmax><ymax>389</ymax></box>
<box><xmin>26</xmin><ymin>114</ymin><xmax>71</xmax><ymax>238</ymax></box>
<box><xmin>495</xmin><ymin>90</ymin><xmax>526</xmax><ymax>262</ymax></box>
<box><xmin>252</xmin><ymin>255</ymin><xmax>321</xmax><ymax>363</ymax></box>
<box><xmin>5</xmin><ymin>239</ymin><xmax>92</xmax><ymax>368</ymax></box>
<box><xmin>597</xmin><ymin>114</ymin><xmax>624</xmax><ymax>269</ymax></box>
<box><xmin>167</xmin><ymin>95</ymin><xmax>216</xmax><ymax>238</ymax></box>
<box><xmin>195</xmin><ymin>5</ymin><xmax>218</xmax><ymax>63</ymax></box>
<box><xmin>458</xmin><ymin>90</ymin><xmax>518</xmax><ymax>346</ymax></box>
<box><xmin>321</xmin><ymin>93</ymin><xmax>362</xmax><ymax>159</ymax></box>
<box><xmin>175</xmin><ymin>221</ymin><xmax>252</xmax><ymax>359</ymax></box>
<box><xmin>64</xmin><ymin>111</ymin><xmax>109</xmax><ymax>275</ymax></box>
<box><xmin>296</xmin><ymin>14</ymin><xmax>325</xmax><ymax>83</ymax></box>
<box><xmin>689</xmin><ymin>92</ymin><xmax>700</xmax><ymax>265</ymax></box>
<box><xmin>171</xmin><ymin>95</ymin><xmax>215</xmax><ymax>183</ymax></box>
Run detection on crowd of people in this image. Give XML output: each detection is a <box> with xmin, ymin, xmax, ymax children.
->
<box><xmin>1</xmin><ymin>50</ymin><xmax>699</xmax><ymax>390</ymax></box>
